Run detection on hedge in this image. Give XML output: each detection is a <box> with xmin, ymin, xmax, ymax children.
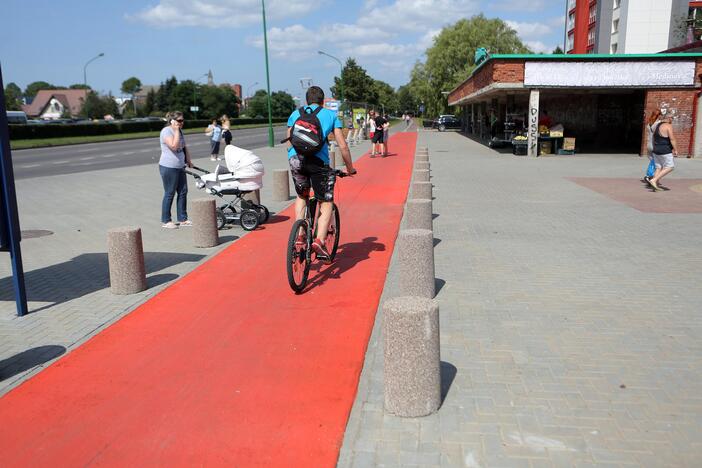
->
<box><xmin>9</xmin><ymin>118</ymin><xmax>288</xmax><ymax>140</ymax></box>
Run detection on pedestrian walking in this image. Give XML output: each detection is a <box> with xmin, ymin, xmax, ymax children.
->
<box><xmin>382</xmin><ymin>113</ymin><xmax>390</xmax><ymax>156</ymax></box>
<box><xmin>159</xmin><ymin>111</ymin><xmax>192</xmax><ymax>229</ymax></box>
<box><xmin>368</xmin><ymin>111</ymin><xmax>377</xmax><ymax>155</ymax></box>
<box><xmin>371</xmin><ymin>111</ymin><xmax>387</xmax><ymax>157</ymax></box>
<box><xmin>222</xmin><ymin>116</ymin><xmax>233</xmax><ymax>146</ymax></box>
<box><xmin>207</xmin><ymin>119</ymin><xmax>223</xmax><ymax>160</ymax></box>
<box><xmin>648</xmin><ymin>112</ymin><xmax>679</xmax><ymax>191</ymax></box>
<box><xmin>642</xmin><ymin>110</ymin><xmax>661</xmax><ymax>184</ymax></box>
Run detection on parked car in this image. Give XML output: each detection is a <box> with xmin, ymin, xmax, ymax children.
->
<box><xmin>6</xmin><ymin>111</ymin><xmax>28</xmax><ymax>124</ymax></box>
<box><xmin>433</xmin><ymin>115</ymin><xmax>462</xmax><ymax>132</ymax></box>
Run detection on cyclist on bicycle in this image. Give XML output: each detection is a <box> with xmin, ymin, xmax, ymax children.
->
<box><xmin>286</xmin><ymin>86</ymin><xmax>356</xmax><ymax>262</ymax></box>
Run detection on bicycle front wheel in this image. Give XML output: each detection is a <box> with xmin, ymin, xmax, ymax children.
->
<box><xmin>325</xmin><ymin>203</ymin><xmax>341</xmax><ymax>261</ymax></box>
<box><xmin>287</xmin><ymin>219</ymin><xmax>311</xmax><ymax>293</ymax></box>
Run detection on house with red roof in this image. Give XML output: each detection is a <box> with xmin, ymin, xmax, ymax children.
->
<box><xmin>22</xmin><ymin>89</ymin><xmax>88</xmax><ymax>120</ymax></box>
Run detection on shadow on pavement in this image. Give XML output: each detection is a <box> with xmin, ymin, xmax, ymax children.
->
<box><xmin>440</xmin><ymin>361</ymin><xmax>457</xmax><ymax>405</ymax></box>
<box><xmin>435</xmin><ymin>278</ymin><xmax>446</xmax><ymax>295</ymax></box>
<box><xmin>0</xmin><ymin>252</ymin><xmax>205</xmax><ymax>314</ymax></box>
<box><xmin>0</xmin><ymin>345</ymin><xmax>66</xmax><ymax>381</ymax></box>
<box><xmin>304</xmin><ymin>236</ymin><xmax>385</xmax><ymax>292</ymax></box>
<box><xmin>265</xmin><ymin>215</ymin><xmax>291</xmax><ymax>224</ymax></box>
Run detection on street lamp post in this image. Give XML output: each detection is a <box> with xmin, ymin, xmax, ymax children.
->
<box><xmin>317</xmin><ymin>50</ymin><xmax>344</xmax><ymax>105</ymax></box>
<box><xmin>246</xmin><ymin>81</ymin><xmax>259</xmax><ymax>110</ymax></box>
<box><xmin>261</xmin><ymin>0</ymin><xmax>274</xmax><ymax>147</ymax></box>
<box><xmin>192</xmin><ymin>73</ymin><xmax>208</xmax><ymax>120</ymax></box>
<box><xmin>83</xmin><ymin>52</ymin><xmax>105</xmax><ymax>88</ymax></box>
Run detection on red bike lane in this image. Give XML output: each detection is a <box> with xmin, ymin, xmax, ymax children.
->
<box><xmin>0</xmin><ymin>132</ymin><xmax>417</xmax><ymax>466</ymax></box>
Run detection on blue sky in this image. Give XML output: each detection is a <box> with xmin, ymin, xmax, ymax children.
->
<box><xmin>1</xmin><ymin>0</ymin><xmax>566</xmax><ymax>102</ymax></box>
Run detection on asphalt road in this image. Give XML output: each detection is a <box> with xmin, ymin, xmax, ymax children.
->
<box><xmin>10</xmin><ymin>125</ymin><xmax>288</xmax><ymax>180</ymax></box>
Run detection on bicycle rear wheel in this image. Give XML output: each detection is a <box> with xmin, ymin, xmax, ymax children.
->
<box><xmin>325</xmin><ymin>203</ymin><xmax>341</xmax><ymax>261</ymax></box>
<box><xmin>286</xmin><ymin>219</ymin><xmax>311</xmax><ymax>293</ymax></box>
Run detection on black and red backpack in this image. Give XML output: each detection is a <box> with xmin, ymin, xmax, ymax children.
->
<box><xmin>283</xmin><ymin>106</ymin><xmax>325</xmax><ymax>157</ymax></box>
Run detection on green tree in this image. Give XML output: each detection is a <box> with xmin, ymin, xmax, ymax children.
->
<box><xmin>199</xmin><ymin>84</ymin><xmax>240</xmax><ymax>119</ymax></box>
<box><xmin>4</xmin><ymin>82</ymin><xmax>23</xmax><ymax>110</ymax></box>
<box><xmin>248</xmin><ymin>89</ymin><xmax>270</xmax><ymax>118</ymax></box>
<box><xmin>552</xmin><ymin>45</ymin><xmax>564</xmax><ymax>54</ymax></box>
<box><xmin>397</xmin><ymin>85</ymin><xmax>417</xmax><ymax>114</ymax></box>
<box><xmin>144</xmin><ymin>88</ymin><xmax>158</xmax><ymax>116</ymax></box>
<box><xmin>156</xmin><ymin>76</ymin><xmax>178</xmax><ymax>112</ymax></box>
<box><xmin>121</xmin><ymin>77</ymin><xmax>142</xmax><ymax>114</ymax></box>
<box><xmin>81</xmin><ymin>91</ymin><xmax>119</xmax><ymax>119</ymax></box>
<box><xmin>270</xmin><ymin>91</ymin><xmax>295</xmax><ymax>117</ymax></box>
<box><xmin>373</xmin><ymin>80</ymin><xmax>399</xmax><ymax>114</ymax></box>
<box><xmin>408</xmin><ymin>15</ymin><xmax>530</xmax><ymax>117</ymax></box>
<box><xmin>24</xmin><ymin>81</ymin><xmax>56</xmax><ymax>101</ymax></box>
<box><xmin>331</xmin><ymin>58</ymin><xmax>378</xmax><ymax>104</ymax></box>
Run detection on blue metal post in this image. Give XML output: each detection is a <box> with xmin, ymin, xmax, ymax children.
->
<box><xmin>0</xmin><ymin>63</ymin><xmax>29</xmax><ymax>316</ymax></box>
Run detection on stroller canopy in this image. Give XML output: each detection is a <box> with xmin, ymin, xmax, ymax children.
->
<box><xmin>224</xmin><ymin>145</ymin><xmax>265</xmax><ymax>178</ymax></box>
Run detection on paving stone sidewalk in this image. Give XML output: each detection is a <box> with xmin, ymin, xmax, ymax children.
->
<box><xmin>339</xmin><ymin>130</ymin><xmax>702</xmax><ymax>467</ymax></box>
<box><xmin>0</xmin><ymin>133</ymin><xmax>373</xmax><ymax>396</ymax></box>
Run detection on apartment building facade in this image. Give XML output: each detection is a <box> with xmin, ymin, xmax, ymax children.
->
<box><xmin>565</xmin><ymin>0</ymin><xmax>689</xmax><ymax>54</ymax></box>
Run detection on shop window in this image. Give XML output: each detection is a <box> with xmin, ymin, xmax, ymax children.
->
<box><xmin>568</xmin><ymin>13</ymin><xmax>575</xmax><ymax>30</ymax></box>
<box><xmin>612</xmin><ymin>19</ymin><xmax>619</xmax><ymax>34</ymax></box>
<box><xmin>567</xmin><ymin>33</ymin><xmax>574</xmax><ymax>51</ymax></box>
<box><xmin>568</xmin><ymin>0</ymin><xmax>576</xmax><ymax>11</ymax></box>
<box><xmin>589</xmin><ymin>5</ymin><xmax>597</xmax><ymax>25</ymax></box>
<box><xmin>587</xmin><ymin>29</ymin><xmax>596</xmax><ymax>46</ymax></box>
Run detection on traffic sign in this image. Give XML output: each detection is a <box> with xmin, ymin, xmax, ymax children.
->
<box><xmin>190</xmin><ymin>106</ymin><xmax>199</xmax><ymax>112</ymax></box>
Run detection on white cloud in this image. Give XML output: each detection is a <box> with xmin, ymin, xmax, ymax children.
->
<box><xmin>359</xmin><ymin>0</ymin><xmax>480</xmax><ymax>31</ymax></box>
<box><xmin>525</xmin><ymin>40</ymin><xmax>553</xmax><ymax>53</ymax></box>
<box><xmin>130</xmin><ymin>0</ymin><xmax>321</xmax><ymax>28</ymax></box>
<box><xmin>494</xmin><ymin>0</ymin><xmax>547</xmax><ymax>12</ymax></box>
<box><xmin>505</xmin><ymin>20</ymin><xmax>552</xmax><ymax>39</ymax></box>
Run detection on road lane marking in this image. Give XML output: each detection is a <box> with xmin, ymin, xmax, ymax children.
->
<box><xmin>18</xmin><ymin>164</ymin><xmax>41</xmax><ymax>169</ymax></box>
<box><xmin>51</xmin><ymin>160</ymin><xmax>69</xmax><ymax>165</ymax></box>
<box><xmin>79</xmin><ymin>156</ymin><xmax>96</xmax><ymax>161</ymax></box>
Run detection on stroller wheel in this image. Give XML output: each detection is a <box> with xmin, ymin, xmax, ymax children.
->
<box><xmin>240</xmin><ymin>209</ymin><xmax>260</xmax><ymax>231</ymax></box>
<box><xmin>216</xmin><ymin>208</ymin><xmax>227</xmax><ymax>230</ymax></box>
<box><xmin>256</xmin><ymin>205</ymin><xmax>270</xmax><ymax>224</ymax></box>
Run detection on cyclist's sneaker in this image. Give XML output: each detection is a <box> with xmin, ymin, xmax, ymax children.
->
<box><xmin>295</xmin><ymin>233</ymin><xmax>306</xmax><ymax>249</ymax></box>
<box><xmin>312</xmin><ymin>239</ymin><xmax>332</xmax><ymax>264</ymax></box>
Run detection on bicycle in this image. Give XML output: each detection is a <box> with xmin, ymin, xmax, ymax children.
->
<box><xmin>286</xmin><ymin>170</ymin><xmax>350</xmax><ymax>293</ymax></box>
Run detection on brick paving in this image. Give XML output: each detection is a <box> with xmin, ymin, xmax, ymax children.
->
<box><xmin>339</xmin><ymin>130</ymin><xmax>702</xmax><ymax>467</ymax></box>
<box><xmin>0</xmin><ymin>135</ymin><xmax>372</xmax><ymax>396</ymax></box>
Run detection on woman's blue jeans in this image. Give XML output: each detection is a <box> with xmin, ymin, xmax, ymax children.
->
<box><xmin>159</xmin><ymin>165</ymin><xmax>188</xmax><ymax>223</ymax></box>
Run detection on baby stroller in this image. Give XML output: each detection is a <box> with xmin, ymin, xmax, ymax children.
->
<box><xmin>186</xmin><ymin>145</ymin><xmax>269</xmax><ymax>231</ymax></box>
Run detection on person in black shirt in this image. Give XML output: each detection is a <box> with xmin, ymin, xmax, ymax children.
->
<box><xmin>371</xmin><ymin>111</ymin><xmax>387</xmax><ymax>158</ymax></box>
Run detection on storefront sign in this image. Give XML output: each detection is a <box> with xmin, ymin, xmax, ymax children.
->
<box><xmin>524</xmin><ymin>61</ymin><xmax>696</xmax><ymax>87</ymax></box>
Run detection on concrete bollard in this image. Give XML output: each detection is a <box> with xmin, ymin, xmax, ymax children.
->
<box><xmin>273</xmin><ymin>169</ymin><xmax>291</xmax><ymax>202</ymax></box>
<box><xmin>396</xmin><ymin>228</ymin><xmax>435</xmax><ymax>298</ymax></box>
<box><xmin>416</xmin><ymin>152</ymin><xmax>429</xmax><ymax>162</ymax></box>
<box><xmin>415</xmin><ymin>161</ymin><xmax>430</xmax><ymax>171</ymax></box>
<box><xmin>411</xmin><ymin>181</ymin><xmax>433</xmax><ymax>200</ymax></box>
<box><xmin>414</xmin><ymin>169</ymin><xmax>430</xmax><ymax>182</ymax></box>
<box><xmin>107</xmin><ymin>227</ymin><xmax>147</xmax><ymax>295</ymax></box>
<box><xmin>191</xmin><ymin>198</ymin><xmax>219</xmax><ymax>248</ymax></box>
<box><xmin>330</xmin><ymin>143</ymin><xmax>337</xmax><ymax>169</ymax></box>
<box><xmin>405</xmin><ymin>199</ymin><xmax>433</xmax><ymax>231</ymax></box>
<box><xmin>383</xmin><ymin>296</ymin><xmax>441</xmax><ymax>417</ymax></box>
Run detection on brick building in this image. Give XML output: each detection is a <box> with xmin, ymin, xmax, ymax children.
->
<box><xmin>447</xmin><ymin>53</ymin><xmax>702</xmax><ymax>157</ymax></box>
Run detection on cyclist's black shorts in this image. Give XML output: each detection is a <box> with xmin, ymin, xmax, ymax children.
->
<box><xmin>372</xmin><ymin>130</ymin><xmax>384</xmax><ymax>143</ymax></box>
<box><xmin>289</xmin><ymin>154</ymin><xmax>336</xmax><ymax>202</ymax></box>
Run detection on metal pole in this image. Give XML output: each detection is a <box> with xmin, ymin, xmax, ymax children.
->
<box><xmin>318</xmin><ymin>51</ymin><xmax>344</xmax><ymax>104</ymax></box>
<box><xmin>83</xmin><ymin>53</ymin><xmax>104</xmax><ymax>88</ymax></box>
<box><xmin>262</xmin><ymin>0</ymin><xmax>274</xmax><ymax>147</ymax></box>
<box><xmin>0</xmin><ymin>64</ymin><xmax>28</xmax><ymax>316</ymax></box>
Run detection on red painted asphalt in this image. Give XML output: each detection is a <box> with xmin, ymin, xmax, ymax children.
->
<box><xmin>0</xmin><ymin>133</ymin><xmax>417</xmax><ymax>466</ymax></box>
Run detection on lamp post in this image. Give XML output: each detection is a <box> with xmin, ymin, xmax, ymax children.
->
<box><xmin>261</xmin><ymin>0</ymin><xmax>274</xmax><ymax>147</ymax></box>
<box><xmin>83</xmin><ymin>53</ymin><xmax>104</xmax><ymax>88</ymax></box>
<box><xmin>317</xmin><ymin>50</ymin><xmax>344</xmax><ymax>104</ymax></box>
<box><xmin>246</xmin><ymin>81</ymin><xmax>259</xmax><ymax>110</ymax></box>
<box><xmin>192</xmin><ymin>73</ymin><xmax>208</xmax><ymax>119</ymax></box>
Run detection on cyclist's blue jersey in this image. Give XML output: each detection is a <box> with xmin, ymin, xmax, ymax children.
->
<box><xmin>287</xmin><ymin>104</ymin><xmax>342</xmax><ymax>165</ymax></box>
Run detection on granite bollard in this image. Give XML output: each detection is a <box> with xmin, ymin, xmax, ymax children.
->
<box><xmin>273</xmin><ymin>169</ymin><xmax>291</xmax><ymax>201</ymax></box>
<box><xmin>191</xmin><ymin>198</ymin><xmax>219</xmax><ymax>248</ymax></box>
<box><xmin>414</xmin><ymin>169</ymin><xmax>430</xmax><ymax>182</ymax></box>
<box><xmin>415</xmin><ymin>161</ymin><xmax>430</xmax><ymax>171</ymax></box>
<box><xmin>107</xmin><ymin>226</ymin><xmax>146</xmax><ymax>295</ymax></box>
<box><xmin>396</xmin><ymin>228</ymin><xmax>435</xmax><ymax>298</ymax></box>
<box><xmin>411</xmin><ymin>181</ymin><xmax>432</xmax><ymax>200</ymax></box>
<box><xmin>405</xmin><ymin>199</ymin><xmax>433</xmax><ymax>231</ymax></box>
<box><xmin>384</xmin><ymin>296</ymin><xmax>441</xmax><ymax>417</ymax></box>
